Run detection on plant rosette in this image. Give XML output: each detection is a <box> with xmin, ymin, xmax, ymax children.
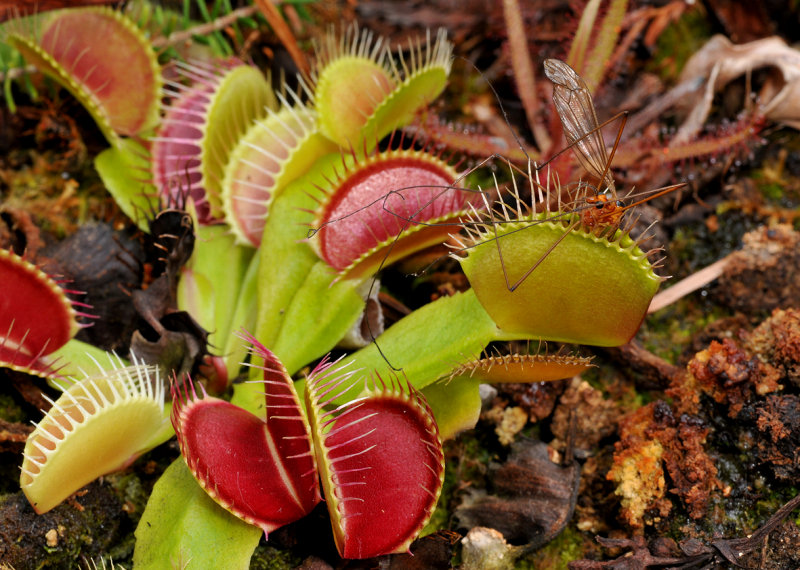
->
<box><xmin>170</xmin><ymin>333</ymin><xmax>444</xmax><ymax>559</ymax></box>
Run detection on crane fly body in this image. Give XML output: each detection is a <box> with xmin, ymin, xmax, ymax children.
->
<box><xmin>543</xmin><ymin>58</ymin><xmax>626</xmax><ymax>230</ymax></box>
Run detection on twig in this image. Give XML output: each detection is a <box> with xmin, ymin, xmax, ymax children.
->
<box><xmin>648</xmin><ymin>256</ymin><xmax>730</xmax><ymax>313</ymax></box>
<box><xmin>0</xmin><ymin>64</ymin><xmax>37</xmax><ymax>83</ymax></box>
<box><xmin>151</xmin><ymin>5</ymin><xmax>260</xmax><ymax>49</ymax></box>
<box><xmin>610</xmin><ymin>339</ymin><xmax>682</xmax><ymax>388</ymax></box>
<box><xmin>501</xmin><ymin>0</ymin><xmax>551</xmax><ymax>152</ymax></box>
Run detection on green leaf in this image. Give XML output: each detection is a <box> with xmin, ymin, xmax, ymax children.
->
<box><xmin>335</xmin><ymin>291</ymin><xmax>498</xmax><ymax>405</ymax></box>
<box><xmin>220</xmin><ymin>252</ymin><xmax>260</xmax><ymax>380</ymax></box>
<box><xmin>134</xmin><ymin>458</ymin><xmax>261</xmax><ymax>570</ymax></box>
<box><xmin>421</xmin><ymin>376</ymin><xmax>482</xmax><ymax>440</ymax></box>
<box><xmin>254</xmin><ymin>159</ymin><xmax>333</xmax><ymax>351</ymax></box>
<box><xmin>177</xmin><ymin>222</ymin><xmax>254</xmax><ymax>378</ymax></box>
<box><xmin>94</xmin><ymin>138</ymin><xmax>158</xmax><ymax>231</ymax></box>
<box><xmin>271</xmin><ymin>261</ymin><xmax>364</xmax><ymax>375</ymax></box>
<box><xmin>44</xmin><ymin>338</ymin><xmax>124</xmax><ymax>382</ymax></box>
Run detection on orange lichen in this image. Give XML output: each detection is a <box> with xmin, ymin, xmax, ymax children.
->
<box><xmin>753</xmin><ymin>394</ymin><xmax>800</xmax><ymax>481</ymax></box>
<box><xmin>746</xmin><ymin>307</ymin><xmax>800</xmax><ymax>388</ymax></box>
<box><xmin>608</xmin><ymin>401</ymin><xmax>720</xmax><ymax>528</ymax></box>
<box><xmin>494</xmin><ymin>406</ymin><xmax>528</xmax><ymax>446</ymax></box>
<box><xmin>672</xmin><ymin>338</ymin><xmax>781</xmax><ymax>417</ymax></box>
<box><xmin>607</xmin><ymin>404</ymin><xmax>669</xmax><ymax>529</ymax></box>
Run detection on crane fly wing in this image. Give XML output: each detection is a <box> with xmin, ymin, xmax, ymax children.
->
<box><xmin>543</xmin><ymin>59</ymin><xmax>615</xmax><ymax>196</ymax></box>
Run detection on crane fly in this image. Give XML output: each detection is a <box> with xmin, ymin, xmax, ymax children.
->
<box><xmin>318</xmin><ymin>59</ymin><xmax>682</xmax><ymax>295</ymax></box>
<box><xmin>472</xmin><ymin>58</ymin><xmax>682</xmax><ymax>292</ymax></box>
<box><xmin>544</xmin><ymin>57</ymin><xmax>622</xmax><ymax>227</ymax></box>
<box><xmin>310</xmin><ymin>57</ymin><xmax>684</xmax><ymax>370</ymax></box>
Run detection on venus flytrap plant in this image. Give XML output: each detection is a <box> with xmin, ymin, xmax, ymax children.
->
<box><xmin>326</xmin><ymin>119</ymin><xmax>664</xmax><ymax>436</ymax></box>
<box><xmin>152</xmin><ymin>57</ymin><xmax>277</xmax><ymax>222</ymax></box>
<box><xmin>456</xmin><ymin>191</ymin><xmax>662</xmax><ymax>346</ymax></box>
<box><xmin>166</xmin><ymin>333</ymin><xmax>444</xmax><ymax>559</ymax></box>
<box><xmin>449</xmin><ymin>350</ymin><xmax>595</xmax><ymax>384</ymax></box>
<box><xmin>307</xmin><ymin>143</ymin><xmax>476</xmax><ymax>283</ymax></box>
<box><xmin>3</xmin><ymin>6</ymin><xmax>164</xmax><ymax>228</ymax></box>
<box><xmin>305</xmin><ymin>354</ymin><xmax>445</xmax><ymax>558</ymax></box>
<box><xmin>249</xmin><ymin>141</ymin><xmax>477</xmax><ymax>379</ymax></box>
<box><xmin>20</xmin><ymin>354</ymin><xmax>169</xmax><ymax>514</ymax></box>
<box><xmin>163</xmin><ymin>26</ymin><xmax>457</xmax><ymax>388</ymax></box>
<box><xmin>0</xmin><ymin>247</ymin><xmax>90</xmax><ymax>378</ymax></box>
<box><xmin>240</xmin><ymin>27</ymin><xmax>457</xmax><ymax>374</ymax></box>
<box><xmin>4</xmin><ymin>6</ymin><xmax>162</xmax><ymax>145</ymax></box>
<box><xmin>171</xmin><ymin>333</ymin><xmax>321</xmax><ymax>535</ymax></box>
<box><xmin>2</xmin><ymin>9</ymin><xmax>673</xmax><ymax>564</ymax></box>
<box><xmin>221</xmin><ymin>93</ymin><xmax>338</xmax><ymax>246</ymax></box>
<box><xmin>311</xmin><ymin>25</ymin><xmax>452</xmax><ymax>149</ymax></box>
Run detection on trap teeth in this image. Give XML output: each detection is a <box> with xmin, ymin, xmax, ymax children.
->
<box><xmin>458</xmin><ymin>211</ymin><xmax>661</xmax><ymax>346</ymax></box>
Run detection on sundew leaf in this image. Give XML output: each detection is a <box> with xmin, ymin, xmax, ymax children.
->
<box><xmin>582</xmin><ymin>0</ymin><xmax>628</xmax><ymax>92</ymax></box>
<box><xmin>566</xmin><ymin>0</ymin><xmax>601</xmax><ymax>81</ymax></box>
<box><xmin>133</xmin><ymin>458</ymin><xmax>260</xmax><ymax>570</ymax></box>
<box><xmin>449</xmin><ymin>352</ymin><xmax>595</xmax><ymax>384</ymax></box>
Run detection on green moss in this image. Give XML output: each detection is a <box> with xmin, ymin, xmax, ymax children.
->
<box><xmin>106</xmin><ymin>471</ymin><xmax>149</xmax><ymax>526</ymax></box>
<box><xmin>647</xmin><ymin>8</ymin><xmax>712</xmax><ymax>81</ymax></box>
<box><xmin>0</xmin><ymin>392</ymin><xmax>25</xmax><ymax>422</ymax></box>
<box><xmin>640</xmin><ymin>297</ymin><xmax>730</xmax><ymax>363</ymax></box>
<box><xmin>425</xmin><ymin>430</ymin><xmax>496</xmax><ymax>537</ymax></box>
<box><xmin>670</xmin><ymin>210</ymin><xmax>760</xmax><ymax>272</ymax></box>
<box><xmin>423</xmin><ymin>462</ymin><xmax>457</xmax><ymax>534</ymax></box>
<box><xmin>759</xmin><ymin>181</ymin><xmax>784</xmax><ymax>201</ymax></box>
<box><xmin>517</xmin><ymin>525</ymin><xmax>586</xmax><ymax>569</ymax></box>
<box><xmin>248</xmin><ymin>543</ymin><xmax>302</xmax><ymax>569</ymax></box>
